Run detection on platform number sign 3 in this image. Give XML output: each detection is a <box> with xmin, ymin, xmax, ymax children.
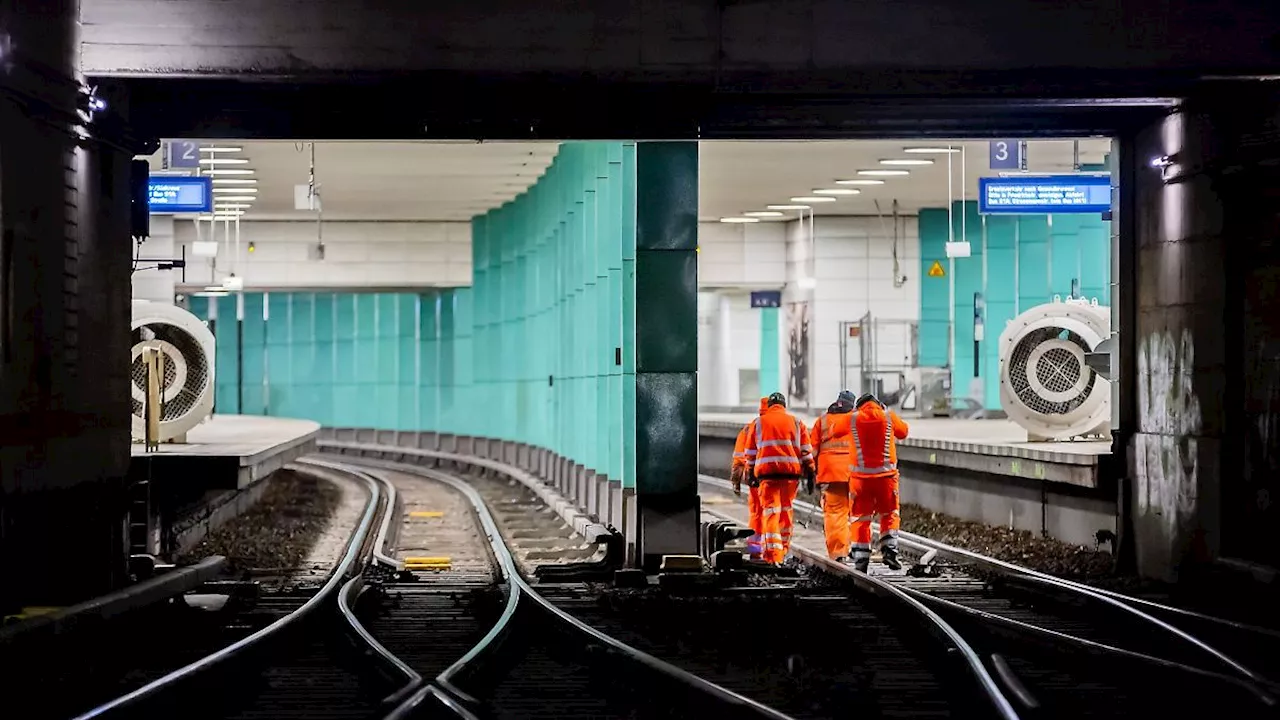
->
<box><xmin>989</xmin><ymin>140</ymin><xmax>1021</xmax><ymax>170</ymax></box>
<box><xmin>168</xmin><ymin>140</ymin><xmax>200</xmax><ymax>169</ymax></box>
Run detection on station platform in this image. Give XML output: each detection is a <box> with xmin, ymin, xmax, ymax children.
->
<box><xmin>700</xmin><ymin>412</ymin><xmax>1118</xmax><ymax>547</ymax></box>
<box><xmin>128</xmin><ymin>415</ymin><xmax>321</xmax><ymax>557</ymax></box>
<box><xmin>130</xmin><ymin>415</ymin><xmax>321</xmax><ymax>489</ymax></box>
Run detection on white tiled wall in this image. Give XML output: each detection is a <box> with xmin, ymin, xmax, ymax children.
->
<box><xmin>132</xmin><ymin>216</ymin><xmax>177</xmax><ymax>303</ymax></box>
<box><xmin>698</xmin><ymin>220</ymin><xmax>787</xmax><ymax>287</ymax></box>
<box><xmin>172</xmin><ymin>220</ymin><xmax>473</xmax><ymax>289</ymax></box>
<box><xmin>782</xmin><ymin>216</ymin><xmax>922</xmax><ymax>408</ymax></box>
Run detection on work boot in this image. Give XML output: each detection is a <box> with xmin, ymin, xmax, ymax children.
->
<box><xmin>853</xmin><ymin>557</ymin><xmax>869</xmax><ymax>573</ymax></box>
<box><xmin>882</xmin><ymin>547</ymin><xmax>902</xmax><ymax>571</ymax></box>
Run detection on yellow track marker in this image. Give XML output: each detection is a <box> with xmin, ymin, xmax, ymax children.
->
<box><xmin>404</xmin><ymin>556</ymin><xmax>451</xmax><ymax>564</ymax></box>
<box><xmin>409</xmin><ymin>511</ymin><xmax>445</xmax><ymax>518</ymax></box>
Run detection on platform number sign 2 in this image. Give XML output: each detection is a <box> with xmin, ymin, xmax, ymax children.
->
<box><xmin>168</xmin><ymin>141</ymin><xmax>200</xmax><ymax>169</ymax></box>
<box><xmin>989</xmin><ymin>140</ymin><xmax>1022</xmax><ymax>170</ymax></box>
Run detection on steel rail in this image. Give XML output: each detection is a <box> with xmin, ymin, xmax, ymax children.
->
<box><xmin>343</xmin><ymin>457</ymin><xmax>803</xmax><ymax>720</ymax></box>
<box><xmin>699</xmin><ymin>473</ymin><xmax>1270</xmax><ymax>688</ymax></box>
<box><xmin>72</xmin><ymin>459</ymin><xmax>386</xmax><ymax>720</ymax></box>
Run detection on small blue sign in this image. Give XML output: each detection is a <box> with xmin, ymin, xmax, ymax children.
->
<box><xmin>148</xmin><ymin>176</ymin><xmax>213</xmax><ymax>214</ymax></box>
<box><xmin>167</xmin><ymin>140</ymin><xmax>201</xmax><ymax>169</ymax></box>
<box><xmin>978</xmin><ymin>175</ymin><xmax>1112</xmax><ymax>215</ymax></box>
<box><xmin>750</xmin><ymin>291</ymin><xmax>782</xmax><ymax>309</ymax></box>
<box><xmin>989</xmin><ymin>140</ymin><xmax>1021</xmax><ymax>170</ymax></box>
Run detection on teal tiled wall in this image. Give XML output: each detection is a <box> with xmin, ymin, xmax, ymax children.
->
<box><xmin>918</xmin><ymin>200</ymin><xmax>1111</xmax><ymax>409</ymax></box>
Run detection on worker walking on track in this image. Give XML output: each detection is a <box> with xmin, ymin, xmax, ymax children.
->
<box><xmin>811</xmin><ymin>390</ymin><xmax>859</xmax><ymax>561</ymax></box>
<box><xmin>743</xmin><ymin>393</ymin><xmax>815</xmax><ymax>565</ymax></box>
<box><xmin>731</xmin><ymin>397</ymin><xmax>770</xmax><ymax>560</ymax></box>
<box><xmin>849</xmin><ymin>392</ymin><xmax>910</xmax><ymax>573</ymax></box>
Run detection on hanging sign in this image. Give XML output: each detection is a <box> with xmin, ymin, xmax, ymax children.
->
<box><xmin>167</xmin><ymin>140</ymin><xmax>201</xmax><ymax>169</ymax></box>
<box><xmin>148</xmin><ymin>176</ymin><xmax>213</xmax><ymax>214</ymax></box>
<box><xmin>750</xmin><ymin>290</ymin><xmax>782</xmax><ymax>308</ymax></box>
<box><xmin>927</xmin><ymin>260</ymin><xmax>946</xmax><ymax>278</ymax></box>
<box><xmin>989</xmin><ymin>140</ymin><xmax>1022</xmax><ymax>170</ymax></box>
<box><xmin>978</xmin><ymin>175</ymin><xmax>1112</xmax><ymax>215</ymax></box>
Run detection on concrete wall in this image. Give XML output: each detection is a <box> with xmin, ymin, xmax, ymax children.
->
<box><xmin>172</xmin><ymin>220</ymin><xmax>472</xmax><ymax>290</ymax></box>
<box><xmin>81</xmin><ymin>1</ymin><xmax>1280</xmax><ymax>83</ymax></box>
<box><xmin>133</xmin><ymin>217</ymin><xmax>177</xmax><ymax>303</ymax></box>
<box><xmin>698</xmin><ymin>220</ymin><xmax>787</xmax><ymax>287</ymax></box>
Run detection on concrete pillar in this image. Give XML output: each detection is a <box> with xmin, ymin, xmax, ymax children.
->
<box><xmin>633</xmin><ymin>142</ymin><xmax>699</xmax><ymax>570</ymax></box>
<box><xmin>0</xmin><ymin>0</ymin><xmax>132</xmax><ymax>610</ymax></box>
<box><xmin>1124</xmin><ymin>87</ymin><xmax>1280</xmax><ymax>581</ymax></box>
<box><xmin>715</xmin><ymin>294</ymin><xmax>735</xmax><ymax>405</ymax></box>
<box><xmin>760</xmin><ymin>305</ymin><xmax>781</xmax><ymax>397</ymax></box>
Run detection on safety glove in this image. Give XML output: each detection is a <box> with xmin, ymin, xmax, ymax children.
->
<box><xmin>802</xmin><ymin>466</ymin><xmax>816</xmax><ymax>496</ymax></box>
<box><xmin>730</xmin><ymin>466</ymin><xmax>744</xmax><ymax>496</ymax></box>
<box><xmin>747</xmin><ymin>469</ymin><xmax>760</xmax><ymax>488</ymax></box>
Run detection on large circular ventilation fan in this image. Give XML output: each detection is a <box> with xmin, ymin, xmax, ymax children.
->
<box><xmin>998</xmin><ymin>299</ymin><xmax>1112</xmax><ymax>442</ymax></box>
<box><xmin>130</xmin><ymin>300</ymin><xmax>216</xmax><ymax>442</ymax></box>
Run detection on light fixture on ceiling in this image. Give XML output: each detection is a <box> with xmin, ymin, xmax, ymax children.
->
<box><xmin>879</xmin><ymin>158</ymin><xmax>934</xmax><ymax>166</ymax></box>
<box><xmin>902</xmin><ymin>147</ymin><xmax>960</xmax><ymax>154</ymax></box>
<box><xmin>198</xmin><ymin>157</ymin><xmax>250</xmax><ymax>165</ymax></box>
<box><xmin>742</xmin><ymin>211</ymin><xmax>784</xmax><ymax>218</ymax></box>
<box><xmin>212</xmin><ymin>195</ymin><xmax>257</xmax><ymax>202</ymax></box>
<box><xmin>193</xmin><ymin>290</ymin><xmax>229</xmax><ymax>297</ymax></box>
<box><xmin>214</xmin><ymin>203</ymin><xmax>252</xmax><ymax>210</ymax></box>
<box><xmin>857</xmin><ymin>170</ymin><xmax>910</xmax><ymax>177</ymax></box>
<box><xmin>834</xmin><ymin>179</ymin><xmax>885</xmax><ymax>186</ymax></box>
<box><xmin>204</xmin><ymin>169</ymin><xmax>255</xmax><ymax>176</ymax></box>
<box><xmin>813</xmin><ymin>188</ymin><xmax>860</xmax><ymax>196</ymax></box>
<box><xmin>790</xmin><ymin>196</ymin><xmax>838</xmax><ymax>203</ymax></box>
<box><xmin>767</xmin><ymin>204</ymin><xmax>810</xmax><ymax>210</ymax></box>
<box><xmin>212</xmin><ymin>178</ymin><xmax>257</xmax><ymax>185</ymax></box>
<box><xmin>212</xmin><ymin>186</ymin><xmax>257</xmax><ymax>194</ymax></box>
<box><xmin>199</xmin><ymin>146</ymin><xmax>243</xmax><ymax>153</ymax></box>
<box><xmin>720</xmin><ymin>217</ymin><xmax>760</xmax><ymax>223</ymax></box>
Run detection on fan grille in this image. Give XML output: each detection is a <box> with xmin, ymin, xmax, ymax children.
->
<box><xmin>1008</xmin><ymin>327</ymin><xmax>1096</xmax><ymax>415</ymax></box>
<box><xmin>130</xmin><ymin>323</ymin><xmax>210</xmax><ymax>422</ymax></box>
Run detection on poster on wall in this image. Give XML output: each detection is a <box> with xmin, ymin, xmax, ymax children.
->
<box><xmin>785</xmin><ymin>300</ymin><xmax>811</xmax><ymax>407</ymax></box>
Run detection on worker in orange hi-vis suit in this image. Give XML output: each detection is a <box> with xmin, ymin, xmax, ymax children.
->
<box><xmin>743</xmin><ymin>393</ymin><xmax>815</xmax><ymax>565</ymax></box>
<box><xmin>811</xmin><ymin>390</ymin><xmax>859</xmax><ymax>561</ymax></box>
<box><xmin>848</xmin><ymin>392</ymin><xmax>910</xmax><ymax>573</ymax></box>
<box><xmin>730</xmin><ymin>398</ymin><xmax>771</xmax><ymax>561</ymax></box>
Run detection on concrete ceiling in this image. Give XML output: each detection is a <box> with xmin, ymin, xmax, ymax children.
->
<box><xmin>146</xmin><ymin>138</ymin><xmax>1110</xmax><ymax>223</ymax></box>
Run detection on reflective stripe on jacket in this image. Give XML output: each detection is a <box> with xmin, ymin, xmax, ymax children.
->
<box><xmin>811</xmin><ymin>410</ymin><xmax>854</xmax><ymax>485</ymax></box>
<box><xmin>745</xmin><ymin>405</ymin><xmax>814</xmax><ymax>480</ymax></box>
<box><xmin>851</xmin><ymin>403</ymin><xmax>909</xmax><ymax>478</ymax></box>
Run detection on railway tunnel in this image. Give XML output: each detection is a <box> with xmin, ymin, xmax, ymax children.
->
<box><xmin>2</xmin><ymin>0</ymin><xmax>1280</xmax><ymax>615</ymax></box>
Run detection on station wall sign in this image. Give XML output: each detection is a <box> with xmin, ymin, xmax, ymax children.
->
<box><xmin>978</xmin><ymin>175</ymin><xmax>1111</xmax><ymax>215</ymax></box>
<box><xmin>750</xmin><ymin>290</ymin><xmax>782</xmax><ymax>308</ymax></box>
<box><xmin>148</xmin><ymin>176</ymin><xmax>213</xmax><ymax>214</ymax></box>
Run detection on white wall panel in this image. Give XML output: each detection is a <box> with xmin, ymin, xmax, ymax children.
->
<box><xmin>697</xmin><ymin>221</ymin><xmax>786</xmax><ymax>287</ymax></box>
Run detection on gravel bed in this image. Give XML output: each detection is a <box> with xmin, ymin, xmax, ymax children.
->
<box><xmin>177</xmin><ymin>469</ymin><xmax>342</xmax><ymax>574</ymax></box>
<box><xmin>899</xmin><ymin>503</ymin><xmax>1122</xmax><ymax>583</ymax></box>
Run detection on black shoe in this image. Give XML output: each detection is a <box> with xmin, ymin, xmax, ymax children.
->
<box><xmin>882</xmin><ymin>548</ymin><xmax>902</xmax><ymax>571</ymax></box>
<box><xmin>853</xmin><ymin>558</ymin><xmax>870</xmax><ymax>573</ymax></box>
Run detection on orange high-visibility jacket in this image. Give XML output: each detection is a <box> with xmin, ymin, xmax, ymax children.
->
<box><xmin>851</xmin><ymin>402</ymin><xmax>910</xmax><ymax>479</ymax></box>
<box><xmin>745</xmin><ymin>405</ymin><xmax>815</xmax><ymax>481</ymax></box>
<box><xmin>732</xmin><ymin>398</ymin><xmax>770</xmax><ymax>472</ymax></box>
<box><xmin>811</xmin><ymin>409</ymin><xmax>855</xmax><ymax>485</ymax></box>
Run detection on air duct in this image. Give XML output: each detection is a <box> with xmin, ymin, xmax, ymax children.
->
<box><xmin>130</xmin><ymin>300</ymin><xmax>216</xmax><ymax>442</ymax></box>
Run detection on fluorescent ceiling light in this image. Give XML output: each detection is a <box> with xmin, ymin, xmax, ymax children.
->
<box><xmin>857</xmin><ymin>170</ymin><xmax>910</xmax><ymax>177</ymax></box>
<box><xmin>193</xmin><ymin>290</ymin><xmax>229</xmax><ymax>297</ymax></box>
<box><xmin>903</xmin><ymin>146</ymin><xmax>960</xmax><ymax>154</ymax></box>
<box><xmin>205</xmin><ymin>169</ymin><xmax>255</xmax><ymax>176</ymax></box>
<box><xmin>214</xmin><ymin>203</ymin><xmax>252</xmax><ymax>210</ymax></box>
<box><xmin>212</xmin><ymin>195</ymin><xmax>257</xmax><ymax>202</ymax></box>
<box><xmin>834</xmin><ymin>179</ymin><xmax>885</xmax><ymax>186</ymax></box>
<box><xmin>202</xmin><ymin>285</ymin><xmax>225</xmax><ymax>292</ymax></box>
<box><xmin>767</xmin><ymin>204</ymin><xmax>811</xmax><ymax>210</ymax></box>
<box><xmin>720</xmin><ymin>217</ymin><xmax>760</xmax><ymax>223</ymax></box>
<box><xmin>742</xmin><ymin>211</ymin><xmax>784</xmax><ymax>218</ymax></box>
<box><xmin>790</xmin><ymin>196</ymin><xmax>838</xmax><ymax>203</ymax></box>
<box><xmin>212</xmin><ymin>178</ymin><xmax>257</xmax><ymax>185</ymax></box>
<box><xmin>199</xmin><ymin>146</ymin><xmax>243</xmax><ymax>153</ymax></box>
<box><xmin>813</xmin><ymin>188</ymin><xmax>860</xmax><ymax>196</ymax></box>
<box><xmin>199</xmin><ymin>157</ymin><xmax>250</xmax><ymax>165</ymax></box>
<box><xmin>212</xmin><ymin>186</ymin><xmax>257</xmax><ymax>194</ymax></box>
<box><xmin>880</xmin><ymin>158</ymin><xmax>934</xmax><ymax>166</ymax></box>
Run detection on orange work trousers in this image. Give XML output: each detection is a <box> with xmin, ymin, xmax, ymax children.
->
<box><xmin>759</xmin><ymin>479</ymin><xmax>799</xmax><ymax>563</ymax></box>
<box><xmin>746</xmin><ymin>486</ymin><xmax>764</xmax><ymax>558</ymax></box>
<box><xmin>820</xmin><ymin>482</ymin><xmax>852</xmax><ymax>559</ymax></box>
<box><xmin>849</xmin><ymin>473</ymin><xmax>901</xmax><ymax>563</ymax></box>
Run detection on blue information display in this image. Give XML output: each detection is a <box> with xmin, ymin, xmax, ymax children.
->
<box><xmin>148</xmin><ymin>176</ymin><xmax>212</xmax><ymax>214</ymax></box>
<box><xmin>750</xmin><ymin>290</ymin><xmax>782</xmax><ymax>308</ymax></box>
<box><xmin>978</xmin><ymin>175</ymin><xmax>1111</xmax><ymax>215</ymax></box>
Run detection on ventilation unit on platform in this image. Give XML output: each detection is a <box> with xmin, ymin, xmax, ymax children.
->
<box><xmin>998</xmin><ymin>298</ymin><xmax>1112</xmax><ymax>442</ymax></box>
<box><xmin>130</xmin><ymin>300</ymin><xmax>216</xmax><ymax>443</ymax></box>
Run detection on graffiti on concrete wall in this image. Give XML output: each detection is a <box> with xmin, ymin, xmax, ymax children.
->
<box><xmin>1134</xmin><ymin>329</ymin><xmax>1202</xmax><ymax>536</ymax></box>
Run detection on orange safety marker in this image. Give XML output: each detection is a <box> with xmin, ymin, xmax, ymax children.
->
<box><xmin>408</xmin><ymin>511</ymin><xmax>445</xmax><ymax>518</ymax></box>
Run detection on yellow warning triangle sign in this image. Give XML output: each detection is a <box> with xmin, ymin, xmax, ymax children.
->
<box><xmin>928</xmin><ymin>260</ymin><xmax>946</xmax><ymax>278</ymax></box>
